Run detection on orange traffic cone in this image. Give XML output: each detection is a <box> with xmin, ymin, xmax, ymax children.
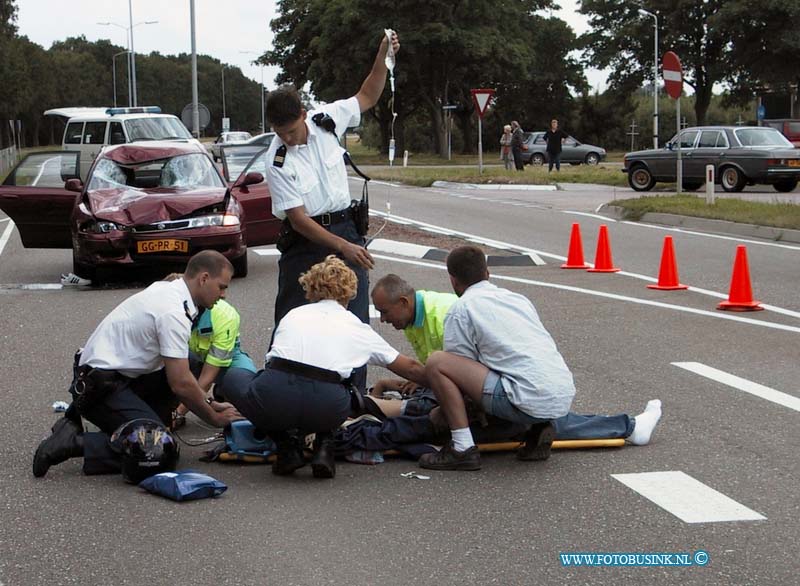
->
<box><xmin>587</xmin><ymin>225</ymin><xmax>620</xmax><ymax>272</ymax></box>
<box><xmin>647</xmin><ymin>236</ymin><xmax>688</xmax><ymax>290</ymax></box>
<box><xmin>561</xmin><ymin>223</ymin><xmax>590</xmax><ymax>269</ymax></box>
<box><xmin>718</xmin><ymin>245</ymin><xmax>763</xmax><ymax>311</ymax></box>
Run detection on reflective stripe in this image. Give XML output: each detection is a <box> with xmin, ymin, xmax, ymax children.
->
<box><xmin>208</xmin><ymin>345</ymin><xmax>234</xmax><ymax>360</ymax></box>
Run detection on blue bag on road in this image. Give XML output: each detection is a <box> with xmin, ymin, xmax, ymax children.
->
<box><xmin>139</xmin><ymin>470</ymin><xmax>227</xmax><ymax>502</ymax></box>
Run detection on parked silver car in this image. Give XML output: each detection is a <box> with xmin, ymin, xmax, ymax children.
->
<box><xmin>521</xmin><ymin>131</ymin><xmax>606</xmax><ymax>166</ymax></box>
<box><xmin>209</xmin><ymin>131</ymin><xmax>253</xmax><ymax>161</ymax></box>
<box><xmin>623</xmin><ymin>126</ymin><xmax>800</xmax><ymax>192</ymax></box>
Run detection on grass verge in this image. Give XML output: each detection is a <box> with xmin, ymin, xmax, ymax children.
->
<box><xmin>365</xmin><ymin>165</ymin><xmax>629</xmax><ymax>188</ymax></box>
<box><xmin>611</xmin><ymin>195</ymin><xmax>800</xmax><ymax>230</ymax></box>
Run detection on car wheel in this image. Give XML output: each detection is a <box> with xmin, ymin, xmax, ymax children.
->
<box><xmin>720</xmin><ymin>166</ymin><xmax>745</xmax><ymax>192</ymax></box>
<box><xmin>72</xmin><ymin>251</ymin><xmax>96</xmax><ymax>283</ymax></box>
<box><xmin>773</xmin><ymin>179</ymin><xmax>798</xmax><ymax>193</ymax></box>
<box><xmin>682</xmin><ymin>182</ymin><xmax>703</xmax><ymax>191</ymax></box>
<box><xmin>530</xmin><ymin>153</ymin><xmax>545</xmax><ymax>166</ymax></box>
<box><xmin>628</xmin><ymin>165</ymin><xmax>655</xmax><ymax>191</ymax></box>
<box><xmin>232</xmin><ymin>252</ymin><xmax>248</xmax><ymax>278</ymax></box>
<box><xmin>585</xmin><ymin>152</ymin><xmax>600</xmax><ymax>165</ymax></box>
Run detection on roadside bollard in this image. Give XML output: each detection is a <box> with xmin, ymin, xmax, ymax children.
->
<box><xmin>403</xmin><ymin>150</ymin><xmax>409</xmax><ymax>167</ymax></box>
<box><xmin>705</xmin><ymin>164</ymin><xmax>715</xmax><ymax>204</ymax></box>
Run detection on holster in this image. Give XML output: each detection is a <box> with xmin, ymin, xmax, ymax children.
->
<box><xmin>276</xmin><ymin>218</ymin><xmax>303</xmax><ymax>253</ymax></box>
<box><xmin>350</xmin><ymin>198</ymin><xmax>369</xmax><ymax>236</ymax></box>
<box><xmin>70</xmin><ymin>360</ymin><xmax>124</xmax><ymax>414</ymax></box>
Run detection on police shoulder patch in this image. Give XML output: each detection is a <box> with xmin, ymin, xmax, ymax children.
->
<box><xmin>273</xmin><ymin>145</ymin><xmax>286</xmax><ymax>168</ymax></box>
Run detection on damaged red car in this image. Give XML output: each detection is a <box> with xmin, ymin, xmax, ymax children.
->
<box><xmin>0</xmin><ymin>142</ymin><xmax>280</xmax><ymax>280</ymax></box>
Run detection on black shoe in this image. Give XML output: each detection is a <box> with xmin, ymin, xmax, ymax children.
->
<box><xmin>33</xmin><ymin>418</ymin><xmax>83</xmax><ymax>478</ymax></box>
<box><xmin>271</xmin><ymin>438</ymin><xmax>306</xmax><ymax>476</ymax></box>
<box><xmin>311</xmin><ymin>434</ymin><xmax>336</xmax><ymax>479</ymax></box>
<box><xmin>419</xmin><ymin>442</ymin><xmax>481</xmax><ymax>471</ymax></box>
<box><xmin>517</xmin><ymin>421</ymin><xmax>555</xmax><ymax>461</ymax></box>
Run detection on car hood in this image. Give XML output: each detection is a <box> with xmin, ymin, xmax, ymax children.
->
<box><xmin>88</xmin><ymin>187</ymin><xmax>227</xmax><ymax>225</ymax></box>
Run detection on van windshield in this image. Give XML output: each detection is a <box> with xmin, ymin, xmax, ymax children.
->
<box><xmin>124</xmin><ymin>117</ymin><xmax>192</xmax><ymax>141</ymax></box>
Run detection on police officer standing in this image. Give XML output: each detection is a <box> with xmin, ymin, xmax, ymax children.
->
<box><xmin>32</xmin><ymin>251</ymin><xmax>242</xmax><ymax>478</ymax></box>
<box><xmin>264</xmin><ymin>31</ymin><xmax>401</xmax><ymax>390</ymax></box>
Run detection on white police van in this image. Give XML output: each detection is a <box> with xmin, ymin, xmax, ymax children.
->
<box><xmin>44</xmin><ymin>106</ymin><xmax>198</xmax><ymax>179</ymax></box>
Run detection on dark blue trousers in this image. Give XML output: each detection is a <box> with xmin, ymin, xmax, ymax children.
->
<box><xmin>273</xmin><ymin>216</ymin><xmax>368</xmax><ymax>391</ymax></box>
<box><xmin>68</xmin><ymin>369</ymin><xmax>178</xmax><ymax>475</ymax></box>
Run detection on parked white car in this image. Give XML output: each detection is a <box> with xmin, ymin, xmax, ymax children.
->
<box><xmin>209</xmin><ymin>131</ymin><xmax>253</xmax><ymax>161</ymax></box>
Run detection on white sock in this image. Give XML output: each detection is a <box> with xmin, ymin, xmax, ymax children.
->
<box><xmin>628</xmin><ymin>400</ymin><xmax>662</xmax><ymax>446</ymax></box>
<box><xmin>450</xmin><ymin>427</ymin><xmax>475</xmax><ymax>451</ymax></box>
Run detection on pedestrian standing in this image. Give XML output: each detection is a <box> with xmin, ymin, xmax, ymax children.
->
<box><xmin>500</xmin><ymin>124</ymin><xmax>513</xmax><ymax>170</ymax></box>
<box><xmin>544</xmin><ymin>118</ymin><xmax>568</xmax><ymax>172</ymax></box>
<box><xmin>510</xmin><ymin>120</ymin><xmax>525</xmax><ymax>171</ymax></box>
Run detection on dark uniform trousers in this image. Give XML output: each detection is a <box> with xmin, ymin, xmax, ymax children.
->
<box><xmin>220</xmin><ymin>366</ymin><xmax>351</xmax><ymax>443</ymax></box>
<box><xmin>273</xmin><ymin>216</ymin><xmax>368</xmax><ymax>391</ymax></box>
<box><xmin>66</xmin><ymin>368</ymin><xmax>178</xmax><ymax>475</ymax></box>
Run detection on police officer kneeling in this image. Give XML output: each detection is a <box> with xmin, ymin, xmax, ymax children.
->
<box><xmin>32</xmin><ymin>250</ymin><xmax>242</xmax><ymax>479</ymax></box>
<box><xmin>221</xmin><ymin>255</ymin><xmax>428</xmax><ymax>479</ymax></box>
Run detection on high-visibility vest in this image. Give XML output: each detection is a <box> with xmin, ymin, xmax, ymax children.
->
<box><xmin>189</xmin><ymin>300</ymin><xmax>256</xmax><ymax>372</ymax></box>
<box><xmin>403</xmin><ymin>290</ymin><xmax>457</xmax><ymax>364</ymax></box>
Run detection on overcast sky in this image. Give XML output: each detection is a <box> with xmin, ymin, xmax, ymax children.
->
<box><xmin>16</xmin><ymin>0</ymin><xmax>607</xmax><ymax>93</ymax></box>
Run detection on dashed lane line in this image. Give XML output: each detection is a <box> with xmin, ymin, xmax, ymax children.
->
<box><xmin>0</xmin><ymin>219</ymin><xmax>15</xmax><ymax>258</ymax></box>
<box><xmin>672</xmin><ymin>362</ymin><xmax>800</xmax><ymax>413</ymax></box>
<box><xmin>611</xmin><ymin>471</ymin><xmax>766</xmax><ymax>524</ymax></box>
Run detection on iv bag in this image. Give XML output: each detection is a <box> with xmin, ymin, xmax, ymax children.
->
<box><xmin>384</xmin><ymin>28</ymin><xmax>396</xmax><ymax>72</ymax></box>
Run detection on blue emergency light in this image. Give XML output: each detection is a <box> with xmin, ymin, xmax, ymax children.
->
<box><xmin>105</xmin><ymin>106</ymin><xmax>162</xmax><ymax>116</ymax></box>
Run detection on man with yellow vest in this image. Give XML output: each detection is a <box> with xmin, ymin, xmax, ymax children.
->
<box><xmin>370</xmin><ymin>274</ymin><xmax>661</xmax><ymax>445</ymax></box>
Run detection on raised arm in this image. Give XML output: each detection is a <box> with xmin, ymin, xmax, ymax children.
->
<box><xmin>355</xmin><ymin>31</ymin><xmax>400</xmax><ymax>112</ymax></box>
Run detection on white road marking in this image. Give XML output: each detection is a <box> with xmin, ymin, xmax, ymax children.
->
<box><xmin>370</xmin><ymin>253</ymin><xmax>800</xmax><ymax>334</ymax></box>
<box><xmin>369</xmin><ymin>304</ymin><xmax>379</xmax><ymax>319</ymax></box>
<box><xmin>620</xmin><ymin>220</ymin><xmax>800</xmax><ymax>251</ymax></box>
<box><xmin>368</xmin><ymin>238</ymin><xmax>433</xmax><ymax>258</ymax></box>
<box><xmin>611</xmin><ymin>471</ymin><xmax>766</xmax><ymax>523</ymax></box>
<box><xmin>0</xmin><ymin>218</ymin><xmax>9</xmax><ymax>223</ymax></box>
<box><xmin>0</xmin><ymin>219</ymin><xmax>15</xmax><ymax>258</ymax></box>
<box><xmin>32</xmin><ymin>156</ymin><xmax>60</xmax><ymax>187</ymax></box>
<box><xmin>672</xmin><ymin>362</ymin><xmax>800</xmax><ymax>413</ymax></box>
<box><xmin>369</xmin><ymin>211</ymin><xmax>800</xmax><ymax>319</ymax></box>
<box><xmin>564</xmin><ymin>211</ymin><xmax>617</xmax><ymax>222</ymax></box>
<box><xmin>370</xmin><ymin>210</ymin><xmax>546</xmax><ymax>265</ymax></box>
<box><xmin>253</xmin><ymin>248</ymin><xmax>280</xmax><ymax>256</ymax></box>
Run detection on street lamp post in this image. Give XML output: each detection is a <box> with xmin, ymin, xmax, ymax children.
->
<box><xmin>98</xmin><ymin>17</ymin><xmax>157</xmax><ymax>107</ymax></box>
<box><xmin>639</xmin><ymin>8</ymin><xmax>659</xmax><ymax>149</ymax></box>
<box><xmin>112</xmin><ymin>50</ymin><xmax>130</xmax><ymax>108</ymax></box>
<box><xmin>221</xmin><ymin>66</ymin><xmax>227</xmax><ymax>120</ymax></box>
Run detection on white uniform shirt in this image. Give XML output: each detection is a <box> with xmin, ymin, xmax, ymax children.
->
<box><xmin>444</xmin><ymin>280</ymin><xmax>576</xmax><ymax>419</ymax></box>
<box><xmin>80</xmin><ymin>278</ymin><xmax>197</xmax><ymax>378</ymax></box>
<box><xmin>265</xmin><ymin>96</ymin><xmax>361</xmax><ymax>220</ymax></box>
<box><xmin>266</xmin><ymin>300</ymin><xmax>399</xmax><ymax>379</ymax></box>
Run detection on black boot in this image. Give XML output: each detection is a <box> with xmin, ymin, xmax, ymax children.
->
<box><xmin>32</xmin><ymin>418</ymin><xmax>84</xmax><ymax>478</ymax></box>
<box><xmin>271</xmin><ymin>435</ymin><xmax>305</xmax><ymax>476</ymax></box>
<box><xmin>310</xmin><ymin>432</ymin><xmax>335</xmax><ymax>479</ymax></box>
<box><xmin>516</xmin><ymin>421</ymin><xmax>555</xmax><ymax>461</ymax></box>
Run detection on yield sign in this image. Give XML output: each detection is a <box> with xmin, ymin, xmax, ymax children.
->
<box><xmin>663</xmin><ymin>51</ymin><xmax>683</xmax><ymax>100</ymax></box>
<box><xmin>470</xmin><ymin>88</ymin><xmax>495</xmax><ymax>119</ymax></box>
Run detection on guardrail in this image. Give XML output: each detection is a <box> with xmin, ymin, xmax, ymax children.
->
<box><xmin>0</xmin><ymin>146</ymin><xmax>19</xmax><ymax>178</ymax></box>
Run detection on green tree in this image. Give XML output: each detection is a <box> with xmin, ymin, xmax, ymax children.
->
<box><xmin>580</xmin><ymin>0</ymin><xmax>732</xmax><ymax>127</ymax></box>
<box><xmin>263</xmin><ymin>0</ymin><xmax>584</xmax><ymax>156</ymax></box>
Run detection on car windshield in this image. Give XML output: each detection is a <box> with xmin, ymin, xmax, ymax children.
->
<box><xmin>124</xmin><ymin>117</ymin><xmax>192</xmax><ymax>141</ymax></box>
<box><xmin>734</xmin><ymin>128</ymin><xmax>793</xmax><ymax>147</ymax></box>
<box><xmin>88</xmin><ymin>153</ymin><xmax>224</xmax><ymax>191</ymax></box>
<box><xmin>225</xmin><ymin>132</ymin><xmax>251</xmax><ymax>142</ymax></box>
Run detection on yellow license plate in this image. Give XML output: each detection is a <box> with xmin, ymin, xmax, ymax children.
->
<box><xmin>137</xmin><ymin>239</ymin><xmax>189</xmax><ymax>254</ymax></box>
<box><xmin>788</xmin><ymin>160</ymin><xmax>800</xmax><ymax>167</ymax></box>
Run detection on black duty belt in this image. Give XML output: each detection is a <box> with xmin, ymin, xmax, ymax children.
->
<box><xmin>310</xmin><ymin>207</ymin><xmax>352</xmax><ymax>227</ymax></box>
<box><xmin>268</xmin><ymin>357</ymin><xmax>344</xmax><ymax>384</ymax></box>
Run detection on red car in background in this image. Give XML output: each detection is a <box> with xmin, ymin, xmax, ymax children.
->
<box><xmin>0</xmin><ymin>142</ymin><xmax>280</xmax><ymax>281</ymax></box>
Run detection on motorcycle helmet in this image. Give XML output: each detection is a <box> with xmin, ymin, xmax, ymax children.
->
<box><xmin>110</xmin><ymin>419</ymin><xmax>179</xmax><ymax>484</ymax></box>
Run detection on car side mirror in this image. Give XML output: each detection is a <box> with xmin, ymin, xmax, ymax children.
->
<box><xmin>667</xmin><ymin>142</ymin><xmax>674</xmax><ymax>151</ymax></box>
<box><xmin>235</xmin><ymin>171</ymin><xmax>264</xmax><ymax>188</ymax></box>
<box><xmin>65</xmin><ymin>178</ymin><xmax>84</xmax><ymax>192</ymax></box>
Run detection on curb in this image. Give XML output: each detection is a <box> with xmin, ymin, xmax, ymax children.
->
<box><xmin>600</xmin><ymin>205</ymin><xmax>800</xmax><ymax>244</ymax></box>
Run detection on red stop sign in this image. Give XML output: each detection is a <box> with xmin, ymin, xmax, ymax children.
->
<box><xmin>663</xmin><ymin>51</ymin><xmax>683</xmax><ymax>99</ymax></box>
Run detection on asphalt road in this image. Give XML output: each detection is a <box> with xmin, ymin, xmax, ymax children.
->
<box><xmin>0</xmin><ymin>178</ymin><xmax>797</xmax><ymax>585</ymax></box>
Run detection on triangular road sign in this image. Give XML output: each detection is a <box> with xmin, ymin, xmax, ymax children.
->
<box><xmin>471</xmin><ymin>88</ymin><xmax>495</xmax><ymax>119</ymax></box>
